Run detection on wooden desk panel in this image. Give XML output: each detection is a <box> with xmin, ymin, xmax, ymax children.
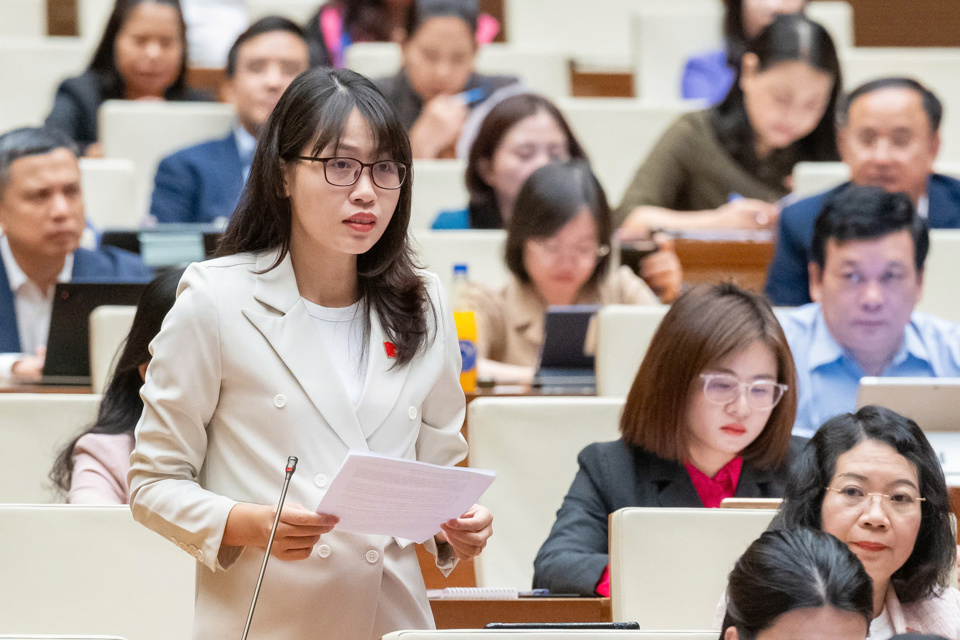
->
<box><xmin>430</xmin><ymin>597</ymin><xmax>611</xmax><ymax>629</ymax></box>
<box><xmin>674</xmin><ymin>239</ymin><xmax>775</xmax><ymax>293</ymax></box>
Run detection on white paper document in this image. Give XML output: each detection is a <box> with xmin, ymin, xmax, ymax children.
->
<box><xmin>315</xmin><ymin>451</ymin><xmax>496</xmax><ymax>543</ymax></box>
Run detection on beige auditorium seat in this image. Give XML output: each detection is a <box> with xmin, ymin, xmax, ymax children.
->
<box><xmin>918</xmin><ymin>230</ymin><xmax>960</xmax><ymax>323</ymax></box>
<box><xmin>79</xmin><ymin>158</ymin><xmax>139</xmax><ymax>229</ymax></box>
<box><xmin>99</xmin><ymin>100</ymin><xmax>236</xmax><ymax>219</ymax></box>
<box><xmin>467</xmin><ymin>397</ymin><xmax>624</xmax><ymax>588</ymax></box>
<box><xmin>384</xmin><ymin>632</ymin><xmax>716</xmax><ymax>640</ymax></box>
<box><xmin>77</xmin><ymin>0</ymin><xmax>113</xmax><ymax>55</ymax></box>
<box><xmin>344</xmin><ymin>43</ymin><xmax>571</xmax><ymax>98</ymax></box>
<box><xmin>411</xmin><ymin>230</ymin><xmax>508</xmax><ymax>296</ymax></box>
<box><xmin>0</xmin><ymin>0</ymin><xmax>45</xmax><ymax>37</ymax></box>
<box><xmin>0</xmin><ymin>38</ymin><xmax>88</xmax><ymax>133</ymax></box>
<box><xmin>246</xmin><ymin>0</ymin><xmax>317</xmax><ymax>23</ymax></box>
<box><xmin>411</xmin><ymin>159</ymin><xmax>468</xmax><ymax>230</ymax></box>
<box><xmin>595</xmin><ymin>305</ymin><xmax>669</xmax><ymax>398</ymax></box>
<box><xmin>556</xmin><ymin>98</ymin><xmax>695</xmax><ymax>205</ymax></box>
<box><xmin>791</xmin><ymin>161</ymin><xmax>960</xmax><ymax>200</ymax></box>
<box><xmin>840</xmin><ymin>48</ymin><xmax>960</xmax><ymax>162</ymax></box>
<box><xmin>0</xmin><ymin>505</ymin><xmax>194</xmax><ymax>640</ymax></box>
<box><xmin>0</xmin><ymin>394</ymin><xmax>102</xmax><ymax>503</ymax></box>
<box><xmin>89</xmin><ymin>305</ymin><xmax>137</xmax><ymax>394</ymax></box>
<box><xmin>609</xmin><ymin>507</ymin><xmax>777</xmax><ymax>629</ymax></box>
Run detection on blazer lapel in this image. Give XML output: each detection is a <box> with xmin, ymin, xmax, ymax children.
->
<box><xmin>0</xmin><ymin>257</ymin><xmax>19</xmax><ymax>352</ymax></box>
<box><xmin>734</xmin><ymin>463</ymin><xmax>775</xmax><ymax>498</ymax></box>
<box><xmin>241</xmin><ymin>251</ymin><xmax>369</xmax><ymax>452</ymax></box>
<box><xmin>354</xmin><ymin>307</ymin><xmax>410</xmax><ymax>439</ymax></box>
<box><xmin>635</xmin><ymin>449</ymin><xmax>703</xmax><ymax>507</ymax></box>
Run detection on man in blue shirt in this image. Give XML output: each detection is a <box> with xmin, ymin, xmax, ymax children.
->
<box><xmin>0</xmin><ymin>127</ymin><xmax>151</xmax><ymax>380</ymax></box>
<box><xmin>779</xmin><ymin>185</ymin><xmax>960</xmax><ymax>436</ymax></box>
<box><xmin>149</xmin><ymin>17</ymin><xmax>310</xmax><ymax>225</ymax></box>
<box><xmin>766</xmin><ymin>77</ymin><xmax>960</xmax><ymax>305</ymax></box>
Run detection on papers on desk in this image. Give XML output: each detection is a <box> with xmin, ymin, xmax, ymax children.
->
<box><xmin>315</xmin><ymin>451</ymin><xmax>496</xmax><ymax>543</ymax></box>
<box><xmin>670</xmin><ymin>229</ymin><xmax>773</xmax><ymax>242</ymax></box>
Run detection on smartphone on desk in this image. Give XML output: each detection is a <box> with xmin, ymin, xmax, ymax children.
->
<box><xmin>485</xmin><ymin>622</ymin><xmax>641</xmax><ymax>630</ymax></box>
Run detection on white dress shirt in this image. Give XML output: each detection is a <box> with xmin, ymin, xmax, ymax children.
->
<box><xmin>0</xmin><ymin>235</ymin><xmax>73</xmax><ymax>378</ymax></box>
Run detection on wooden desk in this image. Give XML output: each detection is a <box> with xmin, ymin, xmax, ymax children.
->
<box><xmin>430</xmin><ymin>597</ymin><xmax>611</xmax><ymax>629</ymax></box>
<box><xmin>0</xmin><ymin>382</ymin><xmax>92</xmax><ymax>394</ymax></box>
<box><xmin>674</xmin><ymin>238</ymin><xmax>775</xmax><ymax>293</ymax></box>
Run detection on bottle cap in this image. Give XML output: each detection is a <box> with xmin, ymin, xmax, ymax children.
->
<box><xmin>453</xmin><ymin>264</ymin><xmax>468</xmax><ymax>276</ymax></box>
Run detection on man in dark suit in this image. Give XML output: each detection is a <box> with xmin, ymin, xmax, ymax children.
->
<box><xmin>765</xmin><ymin>78</ymin><xmax>960</xmax><ymax>306</ymax></box>
<box><xmin>149</xmin><ymin>17</ymin><xmax>310</xmax><ymax>225</ymax></box>
<box><xmin>0</xmin><ymin>127</ymin><xmax>151</xmax><ymax>380</ymax></box>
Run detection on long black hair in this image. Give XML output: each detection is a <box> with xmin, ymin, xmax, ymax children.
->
<box><xmin>217</xmin><ymin>66</ymin><xmax>431</xmax><ymax>366</ymax></box>
<box><xmin>87</xmin><ymin>0</ymin><xmax>190</xmax><ymax>100</ymax></box>
<box><xmin>720</xmin><ymin>528</ymin><xmax>873</xmax><ymax>640</ymax></box>
<box><xmin>775</xmin><ymin>405</ymin><xmax>956</xmax><ymax>604</ymax></box>
<box><xmin>712</xmin><ymin>13</ymin><xmax>841</xmax><ymax>181</ymax></box>
<box><xmin>723</xmin><ymin>0</ymin><xmax>808</xmax><ymax>67</ymax></box>
<box><xmin>50</xmin><ymin>268</ymin><xmax>184</xmax><ymax>495</ymax></box>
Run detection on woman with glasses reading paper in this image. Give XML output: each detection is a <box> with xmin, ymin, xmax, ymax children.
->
<box><xmin>774</xmin><ymin>406</ymin><xmax>960</xmax><ymax>638</ymax></box>
<box><xmin>128</xmin><ymin>67</ymin><xmax>492</xmax><ymax>640</ymax></box>
<box><xmin>533</xmin><ymin>282</ymin><xmax>804</xmax><ymax>596</ymax></box>
<box><xmin>464</xmin><ymin>159</ymin><xmax>665</xmax><ymax>385</ymax></box>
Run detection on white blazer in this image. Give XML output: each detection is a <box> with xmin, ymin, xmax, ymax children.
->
<box><xmin>129</xmin><ymin>249</ymin><xmax>468</xmax><ymax>640</ymax></box>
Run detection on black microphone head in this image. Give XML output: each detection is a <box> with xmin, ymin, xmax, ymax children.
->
<box><xmin>285</xmin><ymin>456</ymin><xmax>298</xmax><ymax>473</ymax></box>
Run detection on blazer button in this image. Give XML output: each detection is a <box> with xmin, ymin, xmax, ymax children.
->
<box><xmin>314</xmin><ymin>474</ymin><xmax>327</xmax><ymax>488</ymax></box>
<box><xmin>196</xmin><ymin>550</ymin><xmax>205</xmax><ymax>563</ymax></box>
<box><xmin>274</xmin><ymin>394</ymin><xmax>286</xmax><ymax>408</ymax></box>
<box><xmin>408</xmin><ymin>406</ymin><xmax>417</xmax><ymax>420</ymax></box>
<box><xmin>317</xmin><ymin>544</ymin><xmax>332</xmax><ymax>558</ymax></box>
<box><xmin>365</xmin><ymin>549</ymin><xmax>380</xmax><ymax>564</ymax></box>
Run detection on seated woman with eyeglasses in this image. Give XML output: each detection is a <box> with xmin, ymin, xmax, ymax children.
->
<box><xmin>774</xmin><ymin>406</ymin><xmax>960</xmax><ymax>638</ymax></box>
<box><xmin>465</xmin><ymin>159</ymin><xmax>663</xmax><ymax>385</ymax></box>
<box><xmin>533</xmin><ymin>282</ymin><xmax>805</xmax><ymax>596</ymax></box>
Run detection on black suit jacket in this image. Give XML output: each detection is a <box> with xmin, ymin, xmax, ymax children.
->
<box><xmin>44</xmin><ymin>72</ymin><xmax>211</xmax><ymax>151</ymax></box>
<box><xmin>532</xmin><ymin>437</ymin><xmax>807</xmax><ymax>595</ymax></box>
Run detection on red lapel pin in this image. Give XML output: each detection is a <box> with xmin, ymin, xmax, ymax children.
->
<box><xmin>384</xmin><ymin>341</ymin><xmax>397</xmax><ymax>358</ymax></box>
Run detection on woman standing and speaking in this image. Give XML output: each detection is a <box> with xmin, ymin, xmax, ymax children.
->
<box><xmin>129</xmin><ymin>67</ymin><xmax>492</xmax><ymax>639</ymax></box>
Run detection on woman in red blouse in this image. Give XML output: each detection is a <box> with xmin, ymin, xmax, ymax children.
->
<box><xmin>533</xmin><ymin>283</ymin><xmax>804</xmax><ymax>596</ymax></box>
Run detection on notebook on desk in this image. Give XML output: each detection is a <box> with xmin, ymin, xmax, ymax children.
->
<box><xmin>41</xmin><ymin>282</ymin><xmax>148</xmax><ymax>385</ymax></box>
<box><xmin>531</xmin><ymin>305</ymin><xmax>599</xmax><ymax>391</ymax></box>
<box><xmin>856</xmin><ymin>377</ymin><xmax>960</xmax><ymax>481</ymax></box>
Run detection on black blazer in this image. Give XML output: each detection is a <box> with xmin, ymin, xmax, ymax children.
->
<box><xmin>44</xmin><ymin>71</ymin><xmax>212</xmax><ymax>151</ymax></box>
<box><xmin>532</xmin><ymin>437</ymin><xmax>807</xmax><ymax>595</ymax></box>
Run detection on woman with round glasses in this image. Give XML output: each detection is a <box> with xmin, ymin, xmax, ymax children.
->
<box><xmin>775</xmin><ymin>406</ymin><xmax>960</xmax><ymax>637</ymax></box>
<box><xmin>128</xmin><ymin>66</ymin><xmax>493</xmax><ymax>639</ymax></box>
<box><xmin>465</xmin><ymin>159</ymin><xmax>662</xmax><ymax>384</ymax></box>
<box><xmin>533</xmin><ymin>282</ymin><xmax>803</xmax><ymax>596</ymax></box>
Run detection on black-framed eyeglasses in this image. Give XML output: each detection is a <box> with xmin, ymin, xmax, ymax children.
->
<box><xmin>296</xmin><ymin>156</ymin><xmax>409</xmax><ymax>190</ymax></box>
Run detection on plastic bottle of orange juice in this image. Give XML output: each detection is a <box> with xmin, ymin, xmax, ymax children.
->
<box><xmin>451</xmin><ymin>264</ymin><xmax>477</xmax><ymax>393</ymax></box>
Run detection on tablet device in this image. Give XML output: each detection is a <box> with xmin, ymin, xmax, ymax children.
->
<box><xmin>532</xmin><ymin>304</ymin><xmax>600</xmax><ymax>390</ymax></box>
<box><xmin>101</xmin><ymin>224</ymin><xmax>223</xmax><ymax>268</ymax></box>
<box><xmin>42</xmin><ymin>282</ymin><xmax>148</xmax><ymax>385</ymax></box>
<box><xmin>719</xmin><ymin>498</ymin><xmax>783</xmax><ymax>509</ymax></box>
<box><xmin>855</xmin><ymin>377</ymin><xmax>960</xmax><ymax>480</ymax></box>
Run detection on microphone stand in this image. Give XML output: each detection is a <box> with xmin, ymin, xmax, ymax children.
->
<box><xmin>241</xmin><ymin>456</ymin><xmax>298</xmax><ymax>640</ymax></box>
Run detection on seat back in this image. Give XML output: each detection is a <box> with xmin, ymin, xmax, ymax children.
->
<box><xmin>504</xmin><ymin>0</ymin><xmax>641</xmax><ymax>61</ymax></box>
<box><xmin>0</xmin><ymin>636</ymin><xmax>127</xmax><ymax>640</ymax></box>
<box><xmin>89</xmin><ymin>306</ymin><xmax>137</xmax><ymax>394</ymax></box>
<box><xmin>345</xmin><ymin>43</ymin><xmax>570</xmax><ymax>98</ymax></box>
<box><xmin>411</xmin><ymin>230</ymin><xmax>508</xmax><ymax>295</ymax></box>
<box><xmin>0</xmin><ymin>0</ymin><xmax>45</xmax><ymax>36</ymax></box>
<box><xmin>384</xmin><ymin>632</ymin><xmax>717</xmax><ymax>640</ymax></box>
<box><xmin>0</xmin><ymin>394</ymin><xmax>102</xmax><ymax>503</ymax></box>
<box><xmin>411</xmin><ymin>160</ymin><xmax>468</xmax><ymax>230</ymax></box>
<box><xmin>595</xmin><ymin>305</ymin><xmax>669</xmax><ymax>397</ymax></box>
<box><xmin>0</xmin><ymin>38</ymin><xmax>89</xmax><ymax>133</ymax></box>
<box><xmin>468</xmin><ymin>397</ymin><xmax>624</xmax><ymax>588</ymax></box>
<box><xmin>79</xmin><ymin>158</ymin><xmax>139</xmax><ymax>229</ymax></box>
<box><xmin>557</xmin><ymin>99</ymin><xmax>695</xmax><ymax>204</ymax></box>
<box><xmin>610</xmin><ymin>508</ymin><xmax>777</xmax><ymax>628</ymax></box>
<box><xmin>246</xmin><ymin>0</ymin><xmax>317</xmax><ymax>22</ymax></box>
<box><xmin>0</xmin><ymin>505</ymin><xmax>194</xmax><ymax>640</ymax></box>
<box><xmin>918</xmin><ymin>230</ymin><xmax>960</xmax><ymax>323</ymax></box>
<box><xmin>791</xmin><ymin>161</ymin><xmax>850</xmax><ymax>199</ymax></box>
<box><xmin>99</xmin><ymin>100</ymin><xmax>236</xmax><ymax>218</ymax></box>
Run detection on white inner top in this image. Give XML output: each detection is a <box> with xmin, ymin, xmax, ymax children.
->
<box><xmin>302</xmin><ymin>298</ymin><xmax>367</xmax><ymax>409</ymax></box>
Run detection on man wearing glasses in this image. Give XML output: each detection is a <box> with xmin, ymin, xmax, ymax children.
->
<box><xmin>779</xmin><ymin>184</ymin><xmax>960</xmax><ymax>437</ymax></box>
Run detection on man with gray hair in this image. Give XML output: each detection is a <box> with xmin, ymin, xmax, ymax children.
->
<box><xmin>0</xmin><ymin>127</ymin><xmax>151</xmax><ymax>380</ymax></box>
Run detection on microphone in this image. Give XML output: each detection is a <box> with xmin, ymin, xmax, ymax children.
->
<box><xmin>241</xmin><ymin>456</ymin><xmax>298</xmax><ymax>640</ymax></box>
